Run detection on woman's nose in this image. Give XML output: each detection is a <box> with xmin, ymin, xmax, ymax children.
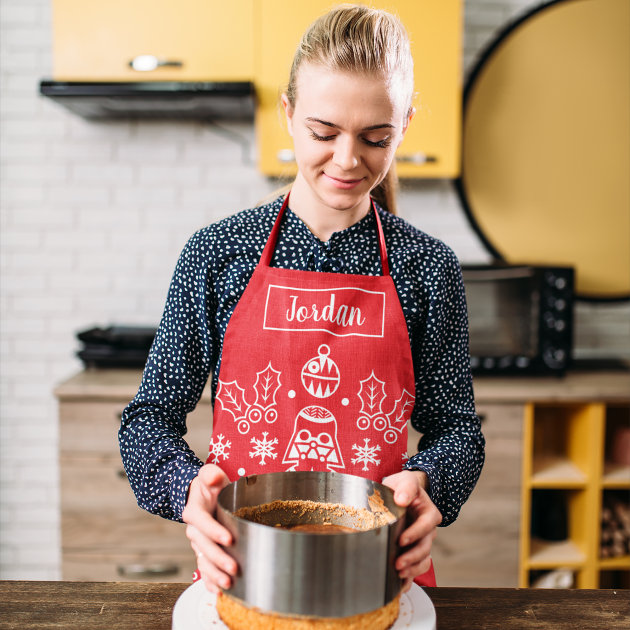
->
<box><xmin>332</xmin><ymin>137</ymin><xmax>360</xmax><ymax>171</ymax></box>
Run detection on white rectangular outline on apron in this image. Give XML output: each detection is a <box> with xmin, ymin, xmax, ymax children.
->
<box><xmin>263</xmin><ymin>284</ymin><xmax>386</xmax><ymax>338</ymax></box>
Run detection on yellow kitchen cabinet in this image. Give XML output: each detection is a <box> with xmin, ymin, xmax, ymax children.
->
<box><xmin>51</xmin><ymin>0</ymin><xmax>254</xmax><ymax>81</ymax></box>
<box><xmin>254</xmin><ymin>1</ymin><xmax>462</xmax><ymax>178</ymax></box>
<box><xmin>520</xmin><ymin>401</ymin><xmax>630</xmax><ymax>588</ymax></box>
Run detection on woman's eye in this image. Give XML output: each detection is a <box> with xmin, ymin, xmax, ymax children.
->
<box><xmin>363</xmin><ymin>137</ymin><xmax>391</xmax><ymax>148</ymax></box>
<box><xmin>309</xmin><ymin>129</ymin><xmax>336</xmax><ymax>142</ymax></box>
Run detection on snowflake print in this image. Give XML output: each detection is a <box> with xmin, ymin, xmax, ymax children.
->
<box><xmin>351</xmin><ymin>438</ymin><xmax>381</xmax><ymax>471</ymax></box>
<box><xmin>208</xmin><ymin>434</ymin><xmax>231</xmax><ymax>464</ymax></box>
<box><xmin>249</xmin><ymin>432</ymin><xmax>279</xmax><ymax>465</ymax></box>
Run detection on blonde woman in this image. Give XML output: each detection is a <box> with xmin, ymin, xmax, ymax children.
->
<box><xmin>120</xmin><ymin>4</ymin><xmax>484</xmax><ymax>593</ymax></box>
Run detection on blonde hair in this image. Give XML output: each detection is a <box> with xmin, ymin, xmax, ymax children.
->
<box><xmin>285</xmin><ymin>4</ymin><xmax>414</xmax><ymax>213</ymax></box>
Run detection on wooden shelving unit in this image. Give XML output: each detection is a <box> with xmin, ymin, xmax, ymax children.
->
<box><xmin>56</xmin><ymin>370</ymin><xmax>213</xmax><ymax>581</ymax></box>
<box><xmin>519</xmin><ymin>401</ymin><xmax>630</xmax><ymax>588</ymax></box>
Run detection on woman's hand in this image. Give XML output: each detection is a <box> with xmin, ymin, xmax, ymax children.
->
<box><xmin>382</xmin><ymin>470</ymin><xmax>442</xmax><ymax>591</ymax></box>
<box><xmin>182</xmin><ymin>464</ymin><xmax>237</xmax><ymax>594</ymax></box>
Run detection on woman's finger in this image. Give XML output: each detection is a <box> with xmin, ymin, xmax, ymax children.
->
<box><xmin>399</xmin><ymin>554</ymin><xmax>433</xmax><ymax>581</ymax></box>
<box><xmin>396</xmin><ymin>530</ymin><xmax>436</xmax><ymax>576</ymax></box>
<box><xmin>398</xmin><ymin>506</ymin><xmax>441</xmax><ymax>547</ymax></box>
<box><xmin>184</xmin><ymin>506</ymin><xmax>233</xmax><ymax>546</ymax></box>
<box><xmin>186</xmin><ymin>524</ymin><xmax>238</xmax><ymax>575</ymax></box>
<box><xmin>197</xmin><ymin>552</ymin><xmax>233</xmax><ymax>592</ymax></box>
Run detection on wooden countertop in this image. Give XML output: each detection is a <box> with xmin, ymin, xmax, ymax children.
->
<box><xmin>0</xmin><ymin>581</ymin><xmax>628</xmax><ymax>629</ymax></box>
<box><xmin>54</xmin><ymin>367</ymin><xmax>630</xmax><ymax>404</ymax></box>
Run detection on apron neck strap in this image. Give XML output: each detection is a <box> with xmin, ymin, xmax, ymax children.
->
<box><xmin>260</xmin><ymin>193</ymin><xmax>390</xmax><ymax>276</ymax></box>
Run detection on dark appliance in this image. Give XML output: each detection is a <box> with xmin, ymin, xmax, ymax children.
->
<box><xmin>462</xmin><ymin>265</ymin><xmax>574</xmax><ymax>374</ymax></box>
<box><xmin>76</xmin><ymin>325</ymin><xmax>156</xmax><ymax>368</ymax></box>
<box><xmin>39</xmin><ymin>81</ymin><xmax>256</xmax><ymax>120</ymax></box>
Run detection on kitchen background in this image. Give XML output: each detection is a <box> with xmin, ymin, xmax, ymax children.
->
<box><xmin>1</xmin><ymin>0</ymin><xmax>629</xmax><ymax>580</ymax></box>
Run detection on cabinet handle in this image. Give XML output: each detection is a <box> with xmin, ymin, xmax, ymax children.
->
<box><xmin>117</xmin><ymin>468</ymin><xmax>128</xmax><ymax>480</ymax></box>
<box><xmin>129</xmin><ymin>55</ymin><xmax>183</xmax><ymax>72</ymax></box>
<box><xmin>276</xmin><ymin>149</ymin><xmax>296</xmax><ymax>164</ymax></box>
<box><xmin>395</xmin><ymin>153</ymin><xmax>437</xmax><ymax>164</ymax></box>
<box><xmin>117</xmin><ymin>563</ymin><xmax>180</xmax><ymax>578</ymax></box>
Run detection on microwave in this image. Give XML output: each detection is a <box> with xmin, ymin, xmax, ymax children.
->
<box><xmin>461</xmin><ymin>265</ymin><xmax>574</xmax><ymax>374</ymax></box>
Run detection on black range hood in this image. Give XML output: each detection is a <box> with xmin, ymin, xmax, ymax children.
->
<box><xmin>39</xmin><ymin>80</ymin><xmax>256</xmax><ymax>120</ymax></box>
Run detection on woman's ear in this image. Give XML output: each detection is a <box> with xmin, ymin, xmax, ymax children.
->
<box><xmin>401</xmin><ymin>106</ymin><xmax>416</xmax><ymax>138</ymax></box>
<box><xmin>281</xmin><ymin>93</ymin><xmax>294</xmax><ymax>137</ymax></box>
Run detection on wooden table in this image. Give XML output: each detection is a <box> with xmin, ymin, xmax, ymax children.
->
<box><xmin>1</xmin><ymin>581</ymin><xmax>629</xmax><ymax>629</ymax></box>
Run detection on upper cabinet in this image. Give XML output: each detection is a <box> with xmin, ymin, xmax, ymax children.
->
<box><xmin>51</xmin><ymin>0</ymin><xmax>254</xmax><ymax>81</ymax></box>
<box><xmin>254</xmin><ymin>1</ymin><xmax>463</xmax><ymax>178</ymax></box>
<box><xmin>49</xmin><ymin>1</ymin><xmax>461</xmax><ymax>178</ymax></box>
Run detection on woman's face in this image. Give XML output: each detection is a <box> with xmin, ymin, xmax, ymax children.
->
<box><xmin>282</xmin><ymin>63</ymin><xmax>412</xmax><ymax>215</ymax></box>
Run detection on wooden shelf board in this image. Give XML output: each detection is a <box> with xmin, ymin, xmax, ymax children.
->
<box><xmin>530</xmin><ymin>457</ymin><xmax>587</xmax><ymax>487</ymax></box>
<box><xmin>602</xmin><ymin>463</ymin><xmax>630</xmax><ymax>487</ymax></box>
<box><xmin>598</xmin><ymin>555</ymin><xmax>630</xmax><ymax>570</ymax></box>
<box><xmin>528</xmin><ymin>539</ymin><xmax>585</xmax><ymax>568</ymax></box>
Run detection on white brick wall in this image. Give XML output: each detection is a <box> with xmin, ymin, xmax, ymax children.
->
<box><xmin>1</xmin><ymin>0</ymin><xmax>628</xmax><ymax>580</ymax></box>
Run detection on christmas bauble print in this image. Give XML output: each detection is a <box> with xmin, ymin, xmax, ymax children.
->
<box><xmin>301</xmin><ymin>345</ymin><xmax>341</xmax><ymax>398</ymax></box>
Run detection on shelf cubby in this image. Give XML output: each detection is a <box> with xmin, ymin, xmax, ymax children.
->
<box><xmin>599</xmin><ymin>569</ymin><xmax>630</xmax><ymax>589</ymax></box>
<box><xmin>602</xmin><ymin>405</ymin><xmax>630</xmax><ymax>488</ymax></box>
<box><xmin>529</xmin><ymin>404</ymin><xmax>599</xmax><ymax>487</ymax></box>
<box><xmin>520</xmin><ymin>400</ymin><xmax>630</xmax><ymax>588</ymax></box>
<box><xmin>528</xmin><ymin>568</ymin><xmax>578</xmax><ymax>589</ymax></box>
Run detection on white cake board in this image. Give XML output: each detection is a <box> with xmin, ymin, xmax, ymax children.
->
<box><xmin>172</xmin><ymin>580</ymin><xmax>436</xmax><ymax>630</ymax></box>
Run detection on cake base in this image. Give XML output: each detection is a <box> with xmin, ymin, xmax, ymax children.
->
<box><xmin>216</xmin><ymin>592</ymin><xmax>400</xmax><ymax>630</ymax></box>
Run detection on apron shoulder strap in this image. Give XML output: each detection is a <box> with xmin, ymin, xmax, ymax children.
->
<box><xmin>372</xmin><ymin>202</ymin><xmax>390</xmax><ymax>277</ymax></box>
<box><xmin>259</xmin><ymin>193</ymin><xmax>390</xmax><ymax>277</ymax></box>
<box><xmin>259</xmin><ymin>195</ymin><xmax>289</xmax><ymax>268</ymax></box>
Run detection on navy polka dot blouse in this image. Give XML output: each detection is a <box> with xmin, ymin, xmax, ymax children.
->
<box><xmin>119</xmin><ymin>195</ymin><xmax>485</xmax><ymax>526</ymax></box>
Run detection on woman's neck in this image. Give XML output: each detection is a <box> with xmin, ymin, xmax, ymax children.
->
<box><xmin>288</xmin><ymin>175</ymin><xmax>371</xmax><ymax>242</ymax></box>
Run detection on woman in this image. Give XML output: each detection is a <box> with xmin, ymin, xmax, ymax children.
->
<box><xmin>119</xmin><ymin>4</ymin><xmax>484</xmax><ymax>594</ymax></box>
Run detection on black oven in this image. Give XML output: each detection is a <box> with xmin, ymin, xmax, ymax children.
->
<box><xmin>461</xmin><ymin>265</ymin><xmax>574</xmax><ymax>374</ymax></box>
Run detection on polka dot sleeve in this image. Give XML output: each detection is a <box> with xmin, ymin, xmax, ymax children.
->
<box><xmin>401</xmin><ymin>246</ymin><xmax>485</xmax><ymax>526</ymax></box>
<box><xmin>118</xmin><ymin>229</ymin><xmax>217</xmax><ymax>522</ymax></box>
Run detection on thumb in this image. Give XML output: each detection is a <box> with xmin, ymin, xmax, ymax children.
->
<box><xmin>195</xmin><ymin>464</ymin><xmax>230</xmax><ymax>502</ymax></box>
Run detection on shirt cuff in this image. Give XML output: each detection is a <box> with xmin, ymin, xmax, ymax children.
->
<box><xmin>169</xmin><ymin>460</ymin><xmax>203</xmax><ymax>522</ymax></box>
<box><xmin>403</xmin><ymin>456</ymin><xmax>441</xmax><ymax>517</ymax></box>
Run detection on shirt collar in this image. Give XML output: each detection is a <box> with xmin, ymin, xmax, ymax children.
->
<box><xmin>284</xmin><ymin>201</ymin><xmax>377</xmax><ymax>248</ymax></box>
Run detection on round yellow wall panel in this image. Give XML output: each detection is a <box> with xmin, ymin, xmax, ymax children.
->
<box><xmin>458</xmin><ymin>0</ymin><xmax>630</xmax><ymax>299</ymax></box>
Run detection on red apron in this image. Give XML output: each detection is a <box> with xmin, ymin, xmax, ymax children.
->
<box><xmin>202</xmin><ymin>194</ymin><xmax>436</xmax><ymax>586</ymax></box>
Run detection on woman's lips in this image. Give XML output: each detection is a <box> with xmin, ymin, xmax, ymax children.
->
<box><xmin>324</xmin><ymin>173</ymin><xmax>364</xmax><ymax>190</ymax></box>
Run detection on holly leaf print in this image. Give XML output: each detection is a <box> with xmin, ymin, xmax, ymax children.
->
<box><xmin>253</xmin><ymin>362</ymin><xmax>282</xmax><ymax>410</ymax></box>
<box><xmin>357</xmin><ymin>371</ymin><xmax>386</xmax><ymax>416</ymax></box>
<box><xmin>216</xmin><ymin>379</ymin><xmax>248</xmax><ymax>421</ymax></box>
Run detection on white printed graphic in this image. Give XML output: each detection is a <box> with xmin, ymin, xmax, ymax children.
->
<box><xmin>249</xmin><ymin>432</ymin><xmax>279</xmax><ymax>465</ymax></box>
<box><xmin>301</xmin><ymin>345</ymin><xmax>340</xmax><ymax>398</ymax></box>
<box><xmin>356</xmin><ymin>371</ymin><xmax>415</xmax><ymax>444</ymax></box>
<box><xmin>351</xmin><ymin>438</ymin><xmax>382</xmax><ymax>471</ymax></box>
<box><xmin>283</xmin><ymin>405</ymin><xmax>345</xmax><ymax>471</ymax></box>
<box><xmin>216</xmin><ymin>362</ymin><xmax>281</xmax><ymax>435</ymax></box>
<box><xmin>207</xmin><ymin>434</ymin><xmax>231</xmax><ymax>464</ymax></box>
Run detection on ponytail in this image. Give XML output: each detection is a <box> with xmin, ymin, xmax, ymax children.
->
<box><xmin>371</xmin><ymin>165</ymin><xmax>399</xmax><ymax>215</ymax></box>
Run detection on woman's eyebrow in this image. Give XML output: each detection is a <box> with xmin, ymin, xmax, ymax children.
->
<box><xmin>305</xmin><ymin>117</ymin><xmax>338</xmax><ymax>128</ymax></box>
<box><xmin>362</xmin><ymin>123</ymin><xmax>395</xmax><ymax>131</ymax></box>
<box><xmin>305</xmin><ymin>117</ymin><xmax>394</xmax><ymax>131</ymax></box>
